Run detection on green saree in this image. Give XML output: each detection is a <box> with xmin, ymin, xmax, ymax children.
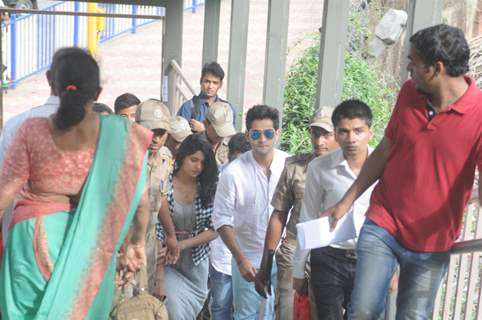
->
<box><xmin>0</xmin><ymin>116</ymin><xmax>151</xmax><ymax>320</ymax></box>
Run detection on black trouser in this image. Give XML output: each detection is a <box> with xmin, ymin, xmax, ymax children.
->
<box><xmin>310</xmin><ymin>246</ymin><xmax>357</xmax><ymax>320</ymax></box>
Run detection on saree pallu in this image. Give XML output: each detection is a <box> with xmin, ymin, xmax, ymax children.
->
<box><xmin>0</xmin><ymin>116</ymin><xmax>151</xmax><ymax>320</ymax></box>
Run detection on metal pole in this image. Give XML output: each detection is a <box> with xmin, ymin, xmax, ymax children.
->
<box><xmin>9</xmin><ymin>13</ymin><xmax>15</xmax><ymax>89</ymax></box>
<box><xmin>163</xmin><ymin>0</ymin><xmax>184</xmax><ymax>113</ymax></box>
<box><xmin>263</xmin><ymin>0</ymin><xmax>290</xmax><ymax>120</ymax></box>
<box><xmin>315</xmin><ymin>0</ymin><xmax>350</xmax><ymax>109</ymax></box>
<box><xmin>227</xmin><ymin>0</ymin><xmax>250</xmax><ymax>130</ymax></box>
<box><xmin>399</xmin><ymin>0</ymin><xmax>443</xmax><ymax>82</ymax></box>
<box><xmin>73</xmin><ymin>1</ymin><xmax>80</xmax><ymax>46</ymax></box>
<box><xmin>202</xmin><ymin>0</ymin><xmax>221</xmax><ymax>65</ymax></box>
<box><xmin>131</xmin><ymin>4</ymin><xmax>138</xmax><ymax>33</ymax></box>
<box><xmin>0</xmin><ymin>18</ymin><xmax>3</xmax><ymax>130</ymax></box>
<box><xmin>87</xmin><ymin>3</ymin><xmax>98</xmax><ymax>55</ymax></box>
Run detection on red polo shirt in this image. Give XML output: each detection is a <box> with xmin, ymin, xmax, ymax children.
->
<box><xmin>367</xmin><ymin>77</ymin><xmax>482</xmax><ymax>252</ymax></box>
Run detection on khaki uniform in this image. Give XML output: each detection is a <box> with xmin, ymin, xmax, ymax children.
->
<box><xmin>270</xmin><ymin>154</ymin><xmax>313</xmax><ymax>320</ymax></box>
<box><xmin>145</xmin><ymin>146</ymin><xmax>173</xmax><ymax>294</ymax></box>
<box><xmin>214</xmin><ymin>137</ymin><xmax>230</xmax><ymax>166</ymax></box>
<box><xmin>200</xmin><ymin>132</ymin><xmax>230</xmax><ymax>166</ymax></box>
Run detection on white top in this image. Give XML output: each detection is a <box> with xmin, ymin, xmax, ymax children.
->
<box><xmin>210</xmin><ymin>161</ymin><xmax>233</xmax><ymax>275</ymax></box>
<box><xmin>0</xmin><ymin>96</ymin><xmax>60</xmax><ymax>166</ymax></box>
<box><xmin>293</xmin><ymin>147</ymin><xmax>375</xmax><ymax>279</ymax></box>
<box><xmin>213</xmin><ymin>149</ymin><xmax>290</xmax><ymax>268</ymax></box>
<box><xmin>0</xmin><ymin>96</ymin><xmax>59</xmax><ymax>244</ymax></box>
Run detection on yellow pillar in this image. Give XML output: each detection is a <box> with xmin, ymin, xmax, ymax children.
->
<box><xmin>87</xmin><ymin>3</ymin><xmax>98</xmax><ymax>56</ymax></box>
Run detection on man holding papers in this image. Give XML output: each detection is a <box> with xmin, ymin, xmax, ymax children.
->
<box><xmin>293</xmin><ymin>100</ymin><xmax>374</xmax><ymax>319</ymax></box>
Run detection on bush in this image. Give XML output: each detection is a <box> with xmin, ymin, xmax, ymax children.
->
<box><xmin>281</xmin><ymin>3</ymin><xmax>396</xmax><ymax>154</ymax></box>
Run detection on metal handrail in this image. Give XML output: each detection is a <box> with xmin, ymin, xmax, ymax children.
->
<box><xmin>165</xmin><ymin>59</ymin><xmax>198</xmax><ymax>114</ymax></box>
<box><xmin>451</xmin><ymin>239</ymin><xmax>482</xmax><ymax>254</ymax></box>
<box><xmin>169</xmin><ymin>59</ymin><xmax>197</xmax><ymax>96</ymax></box>
<box><xmin>385</xmin><ymin>198</ymin><xmax>481</xmax><ymax>320</ymax></box>
<box><xmin>0</xmin><ymin>7</ymin><xmax>163</xmax><ymax>19</ymax></box>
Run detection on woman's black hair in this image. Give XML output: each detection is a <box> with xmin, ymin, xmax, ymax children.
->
<box><xmin>52</xmin><ymin>47</ymin><xmax>100</xmax><ymax>130</ymax></box>
<box><xmin>173</xmin><ymin>134</ymin><xmax>219</xmax><ymax>208</ymax></box>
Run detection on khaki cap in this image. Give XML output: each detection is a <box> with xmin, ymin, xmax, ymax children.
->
<box><xmin>310</xmin><ymin>106</ymin><xmax>334</xmax><ymax>132</ymax></box>
<box><xmin>169</xmin><ymin>116</ymin><xmax>191</xmax><ymax>142</ymax></box>
<box><xmin>206</xmin><ymin>101</ymin><xmax>236</xmax><ymax>137</ymax></box>
<box><xmin>135</xmin><ymin>99</ymin><xmax>171</xmax><ymax>131</ymax></box>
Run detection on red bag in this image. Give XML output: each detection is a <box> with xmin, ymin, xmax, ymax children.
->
<box><xmin>293</xmin><ymin>292</ymin><xmax>312</xmax><ymax>320</ymax></box>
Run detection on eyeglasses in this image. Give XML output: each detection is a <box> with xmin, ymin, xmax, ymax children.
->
<box><xmin>249</xmin><ymin>129</ymin><xmax>276</xmax><ymax>140</ymax></box>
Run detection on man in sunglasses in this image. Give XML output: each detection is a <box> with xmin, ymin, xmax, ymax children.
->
<box><xmin>254</xmin><ymin>106</ymin><xmax>338</xmax><ymax>319</ymax></box>
<box><xmin>213</xmin><ymin>105</ymin><xmax>290</xmax><ymax>319</ymax></box>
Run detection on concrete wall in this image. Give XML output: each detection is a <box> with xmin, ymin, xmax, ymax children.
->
<box><xmin>374</xmin><ymin>0</ymin><xmax>482</xmax><ymax>85</ymax></box>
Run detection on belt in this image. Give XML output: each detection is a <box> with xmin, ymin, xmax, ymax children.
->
<box><xmin>324</xmin><ymin>246</ymin><xmax>357</xmax><ymax>260</ymax></box>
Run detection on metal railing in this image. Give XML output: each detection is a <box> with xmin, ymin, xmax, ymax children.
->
<box><xmin>1</xmin><ymin>0</ymin><xmax>205</xmax><ymax>89</ymax></box>
<box><xmin>165</xmin><ymin>59</ymin><xmax>197</xmax><ymax>115</ymax></box>
<box><xmin>386</xmin><ymin>194</ymin><xmax>482</xmax><ymax>320</ymax></box>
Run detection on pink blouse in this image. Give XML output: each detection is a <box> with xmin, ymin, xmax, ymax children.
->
<box><xmin>0</xmin><ymin>118</ymin><xmax>96</xmax><ymax>202</ymax></box>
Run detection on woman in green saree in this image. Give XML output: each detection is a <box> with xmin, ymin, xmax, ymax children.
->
<box><xmin>0</xmin><ymin>47</ymin><xmax>152</xmax><ymax>319</ymax></box>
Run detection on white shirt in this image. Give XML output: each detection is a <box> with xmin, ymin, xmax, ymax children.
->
<box><xmin>213</xmin><ymin>149</ymin><xmax>290</xmax><ymax>268</ymax></box>
<box><xmin>0</xmin><ymin>96</ymin><xmax>59</xmax><ymax>244</ymax></box>
<box><xmin>293</xmin><ymin>147</ymin><xmax>374</xmax><ymax>279</ymax></box>
<box><xmin>210</xmin><ymin>161</ymin><xmax>234</xmax><ymax>275</ymax></box>
<box><xmin>0</xmin><ymin>96</ymin><xmax>60</xmax><ymax>166</ymax></box>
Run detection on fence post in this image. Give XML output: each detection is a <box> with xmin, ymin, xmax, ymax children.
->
<box><xmin>10</xmin><ymin>14</ymin><xmax>16</xmax><ymax>89</ymax></box>
<box><xmin>73</xmin><ymin>1</ymin><xmax>80</xmax><ymax>46</ymax></box>
<box><xmin>131</xmin><ymin>5</ymin><xmax>138</xmax><ymax>33</ymax></box>
<box><xmin>192</xmin><ymin>0</ymin><xmax>197</xmax><ymax>13</ymax></box>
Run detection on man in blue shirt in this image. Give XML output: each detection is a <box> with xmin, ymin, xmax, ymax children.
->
<box><xmin>177</xmin><ymin>62</ymin><xmax>236</xmax><ymax>133</ymax></box>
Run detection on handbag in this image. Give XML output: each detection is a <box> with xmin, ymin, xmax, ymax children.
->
<box><xmin>293</xmin><ymin>292</ymin><xmax>312</xmax><ymax>320</ymax></box>
<box><xmin>110</xmin><ymin>265</ymin><xmax>168</xmax><ymax>320</ymax></box>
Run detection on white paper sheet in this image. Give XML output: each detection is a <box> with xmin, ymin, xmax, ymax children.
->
<box><xmin>296</xmin><ymin>213</ymin><xmax>357</xmax><ymax>250</ymax></box>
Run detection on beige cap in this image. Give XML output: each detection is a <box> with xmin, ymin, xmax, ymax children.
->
<box><xmin>206</xmin><ymin>101</ymin><xmax>236</xmax><ymax>137</ymax></box>
<box><xmin>310</xmin><ymin>106</ymin><xmax>334</xmax><ymax>132</ymax></box>
<box><xmin>135</xmin><ymin>99</ymin><xmax>171</xmax><ymax>131</ymax></box>
<box><xmin>169</xmin><ymin>116</ymin><xmax>191</xmax><ymax>142</ymax></box>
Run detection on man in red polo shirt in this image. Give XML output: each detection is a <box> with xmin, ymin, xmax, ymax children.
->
<box><xmin>323</xmin><ymin>24</ymin><xmax>482</xmax><ymax>319</ymax></box>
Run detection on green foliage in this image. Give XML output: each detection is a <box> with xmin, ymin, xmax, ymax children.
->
<box><xmin>281</xmin><ymin>1</ymin><xmax>396</xmax><ymax>154</ymax></box>
<box><xmin>281</xmin><ymin>44</ymin><xmax>320</xmax><ymax>154</ymax></box>
<box><xmin>342</xmin><ymin>52</ymin><xmax>395</xmax><ymax>144</ymax></box>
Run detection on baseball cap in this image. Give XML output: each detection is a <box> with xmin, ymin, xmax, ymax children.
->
<box><xmin>206</xmin><ymin>101</ymin><xmax>236</xmax><ymax>137</ymax></box>
<box><xmin>169</xmin><ymin>116</ymin><xmax>191</xmax><ymax>142</ymax></box>
<box><xmin>135</xmin><ymin>99</ymin><xmax>171</xmax><ymax>131</ymax></box>
<box><xmin>310</xmin><ymin>106</ymin><xmax>334</xmax><ymax>132</ymax></box>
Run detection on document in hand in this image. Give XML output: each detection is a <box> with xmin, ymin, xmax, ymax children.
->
<box><xmin>296</xmin><ymin>213</ymin><xmax>357</xmax><ymax>250</ymax></box>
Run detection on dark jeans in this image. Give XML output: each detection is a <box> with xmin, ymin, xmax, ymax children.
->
<box><xmin>310</xmin><ymin>246</ymin><xmax>357</xmax><ymax>320</ymax></box>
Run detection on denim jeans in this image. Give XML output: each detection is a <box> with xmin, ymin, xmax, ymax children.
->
<box><xmin>349</xmin><ymin>219</ymin><xmax>450</xmax><ymax>320</ymax></box>
<box><xmin>231</xmin><ymin>258</ymin><xmax>277</xmax><ymax>320</ymax></box>
<box><xmin>209</xmin><ymin>264</ymin><xmax>233</xmax><ymax>320</ymax></box>
<box><xmin>310</xmin><ymin>246</ymin><xmax>357</xmax><ymax>320</ymax></box>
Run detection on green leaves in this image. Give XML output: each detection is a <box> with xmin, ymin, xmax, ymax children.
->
<box><xmin>282</xmin><ymin>2</ymin><xmax>396</xmax><ymax>153</ymax></box>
